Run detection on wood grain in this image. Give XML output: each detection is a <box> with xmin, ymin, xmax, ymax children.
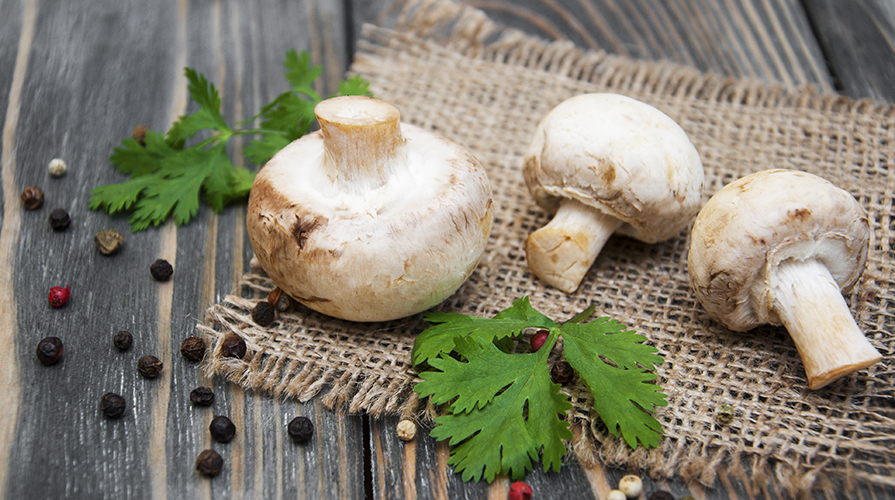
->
<box><xmin>1</xmin><ymin>0</ymin><xmax>894</xmax><ymax>498</ymax></box>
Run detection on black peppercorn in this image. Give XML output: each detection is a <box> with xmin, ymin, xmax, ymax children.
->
<box><xmin>137</xmin><ymin>355</ymin><xmax>163</xmax><ymax>378</ymax></box>
<box><xmin>149</xmin><ymin>259</ymin><xmax>173</xmax><ymax>281</ymax></box>
<box><xmin>99</xmin><ymin>392</ymin><xmax>126</xmax><ymax>419</ymax></box>
<box><xmin>550</xmin><ymin>360</ymin><xmax>575</xmax><ymax>385</ymax></box>
<box><xmin>190</xmin><ymin>386</ymin><xmax>215</xmax><ymax>406</ymax></box>
<box><xmin>268</xmin><ymin>288</ymin><xmax>293</xmax><ymax>312</ymax></box>
<box><xmin>36</xmin><ymin>337</ymin><xmax>63</xmax><ymax>365</ymax></box>
<box><xmin>287</xmin><ymin>416</ymin><xmax>314</xmax><ymax>444</ymax></box>
<box><xmin>48</xmin><ymin>208</ymin><xmax>71</xmax><ymax>231</ymax></box>
<box><xmin>220</xmin><ymin>335</ymin><xmax>247</xmax><ymax>359</ymax></box>
<box><xmin>209</xmin><ymin>415</ymin><xmax>236</xmax><ymax>443</ymax></box>
<box><xmin>132</xmin><ymin>124</ymin><xmax>148</xmax><ymax>146</ymax></box>
<box><xmin>180</xmin><ymin>336</ymin><xmax>207</xmax><ymax>362</ymax></box>
<box><xmin>21</xmin><ymin>186</ymin><xmax>44</xmax><ymax>210</ymax></box>
<box><xmin>195</xmin><ymin>449</ymin><xmax>223</xmax><ymax>477</ymax></box>
<box><xmin>648</xmin><ymin>492</ymin><xmax>675</xmax><ymax>500</ymax></box>
<box><xmin>113</xmin><ymin>330</ymin><xmax>133</xmax><ymax>351</ymax></box>
<box><xmin>251</xmin><ymin>301</ymin><xmax>275</xmax><ymax>326</ymax></box>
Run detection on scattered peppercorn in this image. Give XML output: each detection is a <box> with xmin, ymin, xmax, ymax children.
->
<box><xmin>99</xmin><ymin>392</ymin><xmax>126</xmax><ymax>419</ymax></box>
<box><xmin>550</xmin><ymin>360</ymin><xmax>575</xmax><ymax>385</ymax></box>
<box><xmin>209</xmin><ymin>415</ymin><xmax>236</xmax><ymax>443</ymax></box>
<box><xmin>251</xmin><ymin>301</ymin><xmax>275</xmax><ymax>326</ymax></box>
<box><xmin>149</xmin><ymin>258</ymin><xmax>173</xmax><ymax>281</ymax></box>
<box><xmin>648</xmin><ymin>491</ymin><xmax>675</xmax><ymax>500</ymax></box>
<box><xmin>190</xmin><ymin>386</ymin><xmax>215</xmax><ymax>407</ymax></box>
<box><xmin>35</xmin><ymin>337</ymin><xmax>64</xmax><ymax>365</ymax></box>
<box><xmin>180</xmin><ymin>336</ymin><xmax>207</xmax><ymax>362</ymax></box>
<box><xmin>48</xmin><ymin>208</ymin><xmax>70</xmax><ymax>231</ymax></box>
<box><xmin>48</xmin><ymin>158</ymin><xmax>67</xmax><ymax>177</ymax></box>
<box><xmin>508</xmin><ymin>481</ymin><xmax>533</xmax><ymax>500</ymax></box>
<box><xmin>195</xmin><ymin>449</ymin><xmax>223</xmax><ymax>477</ymax></box>
<box><xmin>220</xmin><ymin>334</ymin><xmax>247</xmax><ymax>359</ymax></box>
<box><xmin>716</xmin><ymin>403</ymin><xmax>735</xmax><ymax>424</ymax></box>
<box><xmin>132</xmin><ymin>124</ymin><xmax>148</xmax><ymax>146</ymax></box>
<box><xmin>94</xmin><ymin>229</ymin><xmax>124</xmax><ymax>255</ymax></box>
<box><xmin>48</xmin><ymin>285</ymin><xmax>71</xmax><ymax>308</ymax></box>
<box><xmin>113</xmin><ymin>330</ymin><xmax>133</xmax><ymax>351</ymax></box>
<box><xmin>530</xmin><ymin>329</ymin><xmax>549</xmax><ymax>352</ymax></box>
<box><xmin>287</xmin><ymin>416</ymin><xmax>314</xmax><ymax>444</ymax></box>
<box><xmin>618</xmin><ymin>475</ymin><xmax>643</xmax><ymax>498</ymax></box>
<box><xmin>268</xmin><ymin>287</ymin><xmax>294</xmax><ymax>312</ymax></box>
<box><xmin>137</xmin><ymin>355</ymin><xmax>163</xmax><ymax>378</ymax></box>
<box><xmin>396</xmin><ymin>419</ymin><xmax>417</xmax><ymax>442</ymax></box>
<box><xmin>20</xmin><ymin>186</ymin><xmax>44</xmax><ymax>210</ymax></box>
<box><xmin>607</xmin><ymin>491</ymin><xmax>626</xmax><ymax>500</ymax></box>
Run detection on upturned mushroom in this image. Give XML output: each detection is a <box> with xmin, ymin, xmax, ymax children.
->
<box><xmin>523</xmin><ymin>93</ymin><xmax>704</xmax><ymax>293</ymax></box>
<box><xmin>688</xmin><ymin>169</ymin><xmax>882</xmax><ymax>389</ymax></box>
<box><xmin>246</xmin><ymin>96</ymin><xmax>493</xmax><ymax>322</ymax></box>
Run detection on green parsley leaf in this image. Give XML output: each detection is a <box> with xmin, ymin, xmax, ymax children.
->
<box><xmin>412</xmin><ymin>297</ymin><xmax>668</xmax><ymax>483</ymax></box>
<box><xmin>90</xmin><ymin>50</ymin><xmax>373</xmax><ymax>232</ymax></box>
<box><xmin>417</xmin><ymin>335</ymin><xmax>572</xmax><ymax>482</ymax></box>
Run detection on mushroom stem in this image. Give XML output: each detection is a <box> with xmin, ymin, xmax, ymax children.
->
<box><xmin>315</xmin><ymin>96</ymin><xmax>405</xmax><ymax>194</ymax></box>
<box><xmin>771</xmin><ymin>258</ymin><xmax>882</xmax><ymax>390</ymax></box>
<box><xmin>525</xmin><ymin>198</ymin><xmax>623</xmax><ymax>293</ymax></box>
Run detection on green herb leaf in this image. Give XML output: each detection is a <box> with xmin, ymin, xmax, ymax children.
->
<box><xmin>90</xmin><ymin>50</ymin><xmax>373</xmax><ymax>231</ymax></box>
<box><xmin>412</xmin><ymin>297</ymin><xmax>667</xmax><ymax>483</ymax></box>
<box><xmin>417</xmin><ymin>335</ymin><xmax>572</xmax><ymax>482</ymax></box>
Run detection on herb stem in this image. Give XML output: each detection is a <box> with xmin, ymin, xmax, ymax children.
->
<box><xmin>565</xmin><ymin>304</ymin><xmax>596</xmax><ymax>324</ymax></box>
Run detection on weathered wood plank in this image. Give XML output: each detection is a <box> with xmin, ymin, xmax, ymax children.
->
<box><xmin>802</xmin><ymin>0</ymin><xmax>895</xmax><ymax>103</ymax></box>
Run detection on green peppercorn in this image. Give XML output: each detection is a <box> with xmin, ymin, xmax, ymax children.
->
<box><xmin>195</xmin><ymin>449</ymin><xmax>223</xmax><ymax>477</ymax></box>
<box><xmin>209</xmin><ymin>415</ymin><xmax>236</xmax><ymax>443</ymax></box>
<box><xmin>94</xmin><ymin>229</ymin><xmax>124</xmax><ymax>255</ymax></box>
<box><xmin>716</xmin><ymin>404</ymin><xmax>735</xmax><ymax>424</ymax></box>
<box><xmin>137</xmin><ymin>355</ymin><xmax>163</xmax><ymax>378</ymax></box>
<box><xmin>99</xmin><ymin>392</ymin><xmax>126</xmax><ymax>419</ymax></box>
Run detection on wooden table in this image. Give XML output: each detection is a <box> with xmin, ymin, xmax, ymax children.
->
<box><xmin>1</xmin><ymin>1</ymin><xmax>892</xmax><ymax>498</ymax></box>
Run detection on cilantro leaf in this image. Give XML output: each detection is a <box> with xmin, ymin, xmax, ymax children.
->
<box><xmin>412</xmin><ymin>296</ymin><xmax>556</xmax><ymax>366</ymax></box>
<box><xmin>417</xmin><ymin>335</ymin><xmax>572</xmax><ymax>482</ymax></box>
<box><xmin>412</xmin><ymin>297</ymin><xmax>667</xmax><ymax>483</ymax></box>
<box><xmin>91</xmin><ymin>50</ymin><xmax>373</xmax><ymax>231</ymax></box>
<box><xmin>561</xmin><ymin>320</ymin><xmax>667</xmax><ymax>448</ymax></box>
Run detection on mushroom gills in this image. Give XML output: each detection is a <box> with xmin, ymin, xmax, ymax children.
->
<box><xmin>770</xmin><ymin>257</ymin><xmax>882</xmax><ymax>389</ymax></box>
<box><xmin>525</xmin><ymin>198</ymin><xmax>622</xmax><ymax>293</ymax></box>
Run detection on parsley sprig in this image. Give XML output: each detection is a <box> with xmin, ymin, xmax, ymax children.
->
<box><xmin>412</xmin><ymin>297</ymin><xmax>667</xmax><ymax>483</ymax></box>
<box><xmin>90</xmin><ymin>50</ymin><xmax>372</xmax><ymax>232</ymax></box>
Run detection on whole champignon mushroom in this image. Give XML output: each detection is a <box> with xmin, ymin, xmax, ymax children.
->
<box><xmin>523</xmin><ymin>93</ymin><xmax>704</xmax><ymax>293</ymax></box>
<box><xmin>688</xmin><ymin>169</ymin><xmax>882</xmax><ymax>389</ymax></box>
<box><xmin>247</xmin><ymin>96</ymin><xmax>493</xmax><ymax>322</ymax></box>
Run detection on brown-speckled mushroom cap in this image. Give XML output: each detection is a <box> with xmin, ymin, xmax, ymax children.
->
<box><xmin>688</xmin><ymin>169</ymin><xmax>870</xmax><ymax>331</ymax></box>
<box><xmin>247</xmin><ymin>96</ymin><xmax>493</xmax><ymax>322</ymax></box>
<box><xmin>524</xmin><ymin>93</ymin><xmax>704</xmax><ymax>243</ymax></box>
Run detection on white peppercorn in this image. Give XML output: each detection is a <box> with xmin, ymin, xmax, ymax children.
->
<box><xmin>396</xmin><ymin>419</ymin><xmax>417</xmax><ymax>442</ymax></box>
<box><xmin>48</xmin><ymin>158</ymin><xmax>66</xmax><ymax>177</ymax></box>
<box><xmin>618</xmin><ymin>475</ymin><xmax>643</xmax><ymax>498</ymax></box>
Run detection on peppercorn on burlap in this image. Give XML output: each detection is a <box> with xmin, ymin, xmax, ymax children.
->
<box><xmin>198</xmin><ymin>0</ymin><xmax>894</xmax><ymax>494</ymax></box>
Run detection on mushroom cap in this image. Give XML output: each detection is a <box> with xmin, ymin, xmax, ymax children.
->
<box><xmin>523</xmin><ymin>93</ymin><xmax>704</xmax><ymax>243</ymax></box>
<box><xmin>247</xmin><ymin>121</ymin><xmax>493</xmax><ymax>322</ymax></box>
<box><xmin>688</xmin><ymin>169</ymin><xmax>870</xmax><ymax>331</ymax></box>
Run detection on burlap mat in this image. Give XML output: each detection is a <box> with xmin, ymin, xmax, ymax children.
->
<box><xmin>197</xmin><ymin>0</ymin><xmax>894</xmax><ymax>494</ymax></box>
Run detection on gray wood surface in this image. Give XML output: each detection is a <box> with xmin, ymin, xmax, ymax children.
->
<box><xmin>0</xmin><ymin>0</ymin><xmax>893</xmax><ymax>499</ymax></box>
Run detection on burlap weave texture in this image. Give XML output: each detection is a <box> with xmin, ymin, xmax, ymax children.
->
<box><xmin>198</xmin><ymin>1</ymin><xmax>894</xmax><ymax>494</ymax></box>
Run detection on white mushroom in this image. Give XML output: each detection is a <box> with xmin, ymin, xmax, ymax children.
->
<box><xmin>523</xmin><ymin>93</ymin><xmax>704</xmax><ymax>293</ymax></box>
<box><xmin>246</xmin><ymin>96</ymin><xmax>493</xmax><ymax>322</ymax></box>
<box><xmin>688</xmin><ymin>169</ymin><xmax>882</xmax><ymax>389</ymax></box>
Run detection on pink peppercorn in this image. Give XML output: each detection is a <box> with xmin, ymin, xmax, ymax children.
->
<box><xmin>530</xmin><ymin>329</ymin><xmax>549</xmax><ymax>352</ymax></box>
<box><xmin>509</xmin><ymin>481</ymin><xmax>532</xmax><ymax>500</ymax></box>
<box><xmin>48</xmin><ymin>285</ymin><xmax>70</xmax><ymax>307</ymax></box>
